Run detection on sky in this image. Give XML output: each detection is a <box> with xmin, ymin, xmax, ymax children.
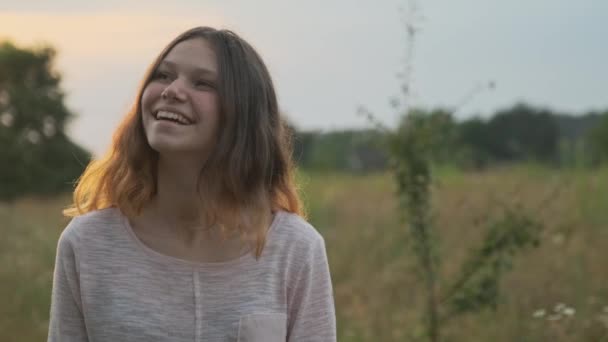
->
<box><xmin>1</xmin><ymin>0</ymin><xmax>607</xmax><ymax>156</ymax></box>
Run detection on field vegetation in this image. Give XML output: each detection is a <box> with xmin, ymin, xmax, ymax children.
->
<box><xmin>2</xmin><ymin>165</ymin><xmax>607</xmax><ymax>341</ymax></box>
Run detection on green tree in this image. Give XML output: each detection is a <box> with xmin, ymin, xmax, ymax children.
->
<box><xmin>585</xmin><ymin>111</ymin><xmax>608</xmax><ymax>166</ymax></box>
<box><xmin>0</xmin><ymin>41</ymin><xmax>89</xmax><ymax>200</ymax></box>
<box><xmin>486</xmin><ymin>104</ymin><xmax>560</xmax><ymax>163</ymax></box>
<box><xmin>458</xmin><ymin>117</ymin><xmax>494</xmax><ymax>169</ymax></box>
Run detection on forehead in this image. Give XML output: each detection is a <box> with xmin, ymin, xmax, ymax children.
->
<box><xmin>160</xmin><ymin>38</ymin><xmax>218</xmax><ymax>74</ymax></box>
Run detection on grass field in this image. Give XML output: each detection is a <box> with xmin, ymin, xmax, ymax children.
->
<box><xmin>1</xmin><ymin>165</ymin><xmax>607</xmax><ymax>341</ymax></box>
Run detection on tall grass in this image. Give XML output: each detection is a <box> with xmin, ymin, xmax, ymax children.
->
<box><xmin>304</xmin><ymin>165</ymin><xmax>608</xmax><ymax>341</ymax></box>
<box><xmin>1</xmin><ymin>166</ymin><xmax>607</xmax><ymax>341</ymax></box>
<box><xmin>0</xmin><ymin>194</ymin><xmax>71</xmax><ymax>342</ymax></box>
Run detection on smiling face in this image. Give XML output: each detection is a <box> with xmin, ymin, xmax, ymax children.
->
<box><xmin>141</xmin><ymin>38</ymin><xmax>220</xmax><ymax>159</ymax></box>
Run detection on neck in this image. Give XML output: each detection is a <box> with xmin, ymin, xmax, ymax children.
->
<box><xmin>151</xmin><ymin>155</ymin><xmax>208</xmax><ymax>231</ymax></box>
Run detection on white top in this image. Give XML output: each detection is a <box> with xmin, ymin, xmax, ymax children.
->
<box><xmin>48</xmin><ymin>207</ymin><xmax>336</xmax><ymax>341</ymax></box>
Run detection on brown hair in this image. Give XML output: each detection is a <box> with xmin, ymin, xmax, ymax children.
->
<box><xmin>64</xmin><ymin>27</ymin><xmax>303</xmax><ymax>257</ymax></box>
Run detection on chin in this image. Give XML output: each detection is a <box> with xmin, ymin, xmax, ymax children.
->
<box><xmin>148</xmin><ymin>139</ymin><xmax>207</xmax><ymax>157</ymax></box>
<box><xmin>147</xmin><ymin>136</ymin><xmax>181</xmax><ymax>152</ymax></box>
<box><xmin>150</xmin><ymin>143</ymin><xmax>189</xmax><ymax>155</ymax></box>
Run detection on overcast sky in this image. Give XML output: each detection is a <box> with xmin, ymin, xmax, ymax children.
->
<box><xmin>1</xmin><ymin>0</ymin><xmax>607</xmax><ymax>156</ymax></box>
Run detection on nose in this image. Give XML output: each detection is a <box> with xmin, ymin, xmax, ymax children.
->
<box><xmin>161</xmin><ymin>78</ymin><xmax>187</xmax><ymax>102</ymax></box>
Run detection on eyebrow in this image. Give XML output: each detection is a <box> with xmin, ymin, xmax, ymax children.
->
<box><xmin>159</xmin><ymin>60</ymin><xmax>218</xmax><ymax>79</ymax></box>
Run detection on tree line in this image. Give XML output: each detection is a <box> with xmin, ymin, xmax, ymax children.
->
<box><xmin>292</xmin><ymin>105</ymin><xmax>608</xmax><ymax>172</ymax></box>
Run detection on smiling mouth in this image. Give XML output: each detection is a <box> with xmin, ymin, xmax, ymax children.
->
<box><xmin>154</xmin><ymin>110</ymin><xmax>193</xmax><ymax>125</ymax></box>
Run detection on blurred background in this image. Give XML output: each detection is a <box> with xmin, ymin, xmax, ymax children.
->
<box><xmin>1</xmin><ymin>0</ymin><xmax>607</xmax><ymax>341</ymax></box>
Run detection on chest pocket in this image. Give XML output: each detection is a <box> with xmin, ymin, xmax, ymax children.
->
<box><xmin>237</xmin><ymin>313</ymin><xmax>287</xmax><ymax>342</ymax></box>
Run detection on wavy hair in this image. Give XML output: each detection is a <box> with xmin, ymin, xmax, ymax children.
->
<box><xmin>64</xmin><ymin>27</ymin><xmax>303</xmax><ymax>257</ymax></box>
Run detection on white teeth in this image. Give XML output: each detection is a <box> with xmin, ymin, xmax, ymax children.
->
<box><xmin>155</xmin><ymin>110</ymin><xmax>191</xmax><ymax>125</ymax></box>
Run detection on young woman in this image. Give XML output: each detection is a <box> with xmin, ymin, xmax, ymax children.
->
<box><xmin>48</xmin><ymin>26</ymin><xmax>336</xmax><ymax>341</ymax></box>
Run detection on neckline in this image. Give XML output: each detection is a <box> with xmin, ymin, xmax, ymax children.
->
<box><xmin>119</xmin><ymin>209</ymin><xmax>284</xmax><ymax>269</ymax></box>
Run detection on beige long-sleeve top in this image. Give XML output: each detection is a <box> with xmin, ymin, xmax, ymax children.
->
<box><xmin>48</xmin><ymin>208</ymin><xmax>336</xmax><ymax>342</ymax></box>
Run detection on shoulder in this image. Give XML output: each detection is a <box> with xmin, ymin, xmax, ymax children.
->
<box><xmin>264</xmin><ymin>211</ymin><xmax>328</xmax><ymax>269</ymax></box>
<box><xmin>58</xmin><ymin>207</ymin><xmax>124</xmax><ymax>248</ymax></box>
<box><xmin>271</xmin><ymin>211</ymin><xmax>326</xmax><ymax>250</ymax></box>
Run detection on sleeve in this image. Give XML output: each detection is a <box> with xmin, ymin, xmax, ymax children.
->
<box><xmin>47</xmin><ymin>225</ymin><xmax>89</xmax><ymax>342</ymax></box>
<box><xmin>287</xmin><ymin>236</ymin><xmax>337</xmax><ymax>342</ymax></box>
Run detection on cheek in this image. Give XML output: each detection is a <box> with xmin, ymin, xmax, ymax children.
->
<box><xmin>194</xmin><ymin>92</ymin><xmax>219</xmax><ymax>111</ymax></box>
<box><xmin>141</xmin><ymin>83</ymin><xmax>163</xmax><ymax>112</ymax></box>
<box><xmin>194</xmin><ymin>93</ymin><xmax>220</xmax><ymax>123</ymax></box>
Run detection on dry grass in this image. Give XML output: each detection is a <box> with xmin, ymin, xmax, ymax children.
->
<box><xmin>1</xmin><ymin>166</ymin><xmax>607</xmax><ymax>341</ymax></box>
<box><xmin>304</xmin><ymin>165</ymin><xmax>608</xmax><ymax>341</ymax></box>
<box><xmin>0</xmin><ymin>194</ymin><xmax>71</xmax><ymax>342</ymax></box>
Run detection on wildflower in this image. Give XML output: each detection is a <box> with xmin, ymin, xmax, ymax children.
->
<box><xmin>563</xmin><ymin>307</ymin><xmax>575</xmax><ymax>316</ymax></box>
<box><xmin>532</xmin><ymin>309</ymin><xmax>546</xmax><ymax>318</ymax></box>
<box><xmin>554</xmin><ymin>303</ymin><xmax>566</xmax><ymax>313</ymax></box>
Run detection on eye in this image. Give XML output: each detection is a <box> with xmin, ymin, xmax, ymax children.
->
<box><xmin>195</xmin><ymin>79</ymin><xmax>216</xmax><ymax>90</ymax></box>
<box><xmin>152</xmin><ymin>70</ymin><xmax>171</xmax><ymax>81</ymax></box>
